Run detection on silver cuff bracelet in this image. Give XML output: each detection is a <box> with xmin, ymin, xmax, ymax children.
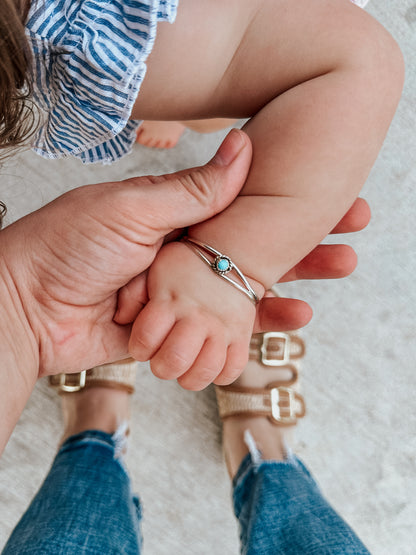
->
<box><xmin>181</xmin><ymin>237</ymin><xmax>259</xmax><ymax>305</ymax></box>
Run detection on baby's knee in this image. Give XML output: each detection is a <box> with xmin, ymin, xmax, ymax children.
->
<box><xmin>344</xmin><ymin>13</ymin><xmax>404</xmax><ymax>106</ymax></box>
<box><xmin>367</xmin><ymin>23</ymin><xmax>404</xmax><ymax>100</ymax></box>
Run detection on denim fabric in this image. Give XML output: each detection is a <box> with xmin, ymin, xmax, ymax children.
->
<box><xmin>2</xmin><ymin>431</ymin><xmax>142</xmax><ymax>555</ymax></box>
<box><xmin>233</xmin><ymin>451</ymin><xmax>371</xmax><ymax>555</ymax></box>
<box><xmin>3</xmin><ymin>431</ymin><xmax>370</xmax><ymax>554</ymax></box>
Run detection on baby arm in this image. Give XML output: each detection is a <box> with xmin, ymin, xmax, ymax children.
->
<box><xmin>128</xmin><ymin>2</ymin><xmax>403</xmax><ymax>390</ymax></box>
<box><xmin>128</xmin><ymin>179</ymin><xmax>348</xmax><ymax>391</ymax></box>
<box><xmin>129</xmin><ymin>57</ymin><xmax>404</xmax><ymax>390</ymax></box>
<box><xmin>129</xmin><ymin>239</ymin><xmax>261</xmax><ymax>390</ymax></box>
<box><xmin>129</xmin><ymin>57</ymin><xmax>403</xmax><ymax>391</ymax></box>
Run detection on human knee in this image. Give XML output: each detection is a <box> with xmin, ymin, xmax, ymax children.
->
<box><xmin>364</xmin><ymin>22</ymin><xmax>404</xmax><ymax>103</ymax></box>
<box><xmin>340</xmin><ymin>12</ymin><xmax>405</xmax><ymax>109</ymax></box>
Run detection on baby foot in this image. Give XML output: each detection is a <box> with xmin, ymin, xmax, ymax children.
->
<box><xmin>136</xmin><ymin>120</ymin><xmax>186</xmax><ymax>149</ymax></box>
<box><xmin>135</xmin><ymin>118</ymin><xmax>238</xmax><ymax>149</ymax></box>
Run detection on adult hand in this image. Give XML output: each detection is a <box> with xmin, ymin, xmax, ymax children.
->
<box><xmin>0</xmin><ymin>130</ymin><xmax>253</xmax><ymax>378</ymax></box>
<box><xmin>0</xmin><ymin>129</ymin><xmax>252</xmax><ymax>452</ymax></box>
<box><xmin>0</xmin><ymin>128</ymin><xmax>370</xmax><ymax>453</ymax></box>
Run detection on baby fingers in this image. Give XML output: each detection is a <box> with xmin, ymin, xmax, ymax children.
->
<box><xmin>213</xmin><ymin>341</ymin><xmax>249</xmax><ymax>386</ymax></box>
<box><xmin>176</xmin><ymin>336</ymin><xmax>228</xmax><ymax>391</ymax></box>
<box><xmin>149</xmin><ymin>318</ymin><xmax>209</xmax><ymax>381</ymax></box>
<box><xmin>129</xmin><ymin>302</ymin><xmax>176</xmax><ymax>361</ymax></box>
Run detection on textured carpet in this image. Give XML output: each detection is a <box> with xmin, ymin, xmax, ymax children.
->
<box><xmin>1</xmin><ymin>2</ymin><xmax>415</xmax><ymax>553</ymax></box>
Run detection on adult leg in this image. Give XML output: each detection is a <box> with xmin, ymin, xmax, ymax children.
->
<box><xmin>3</xmin><ymin>364</ymin><xmax>142</xmax><ymax>555</ymax></box>
<box><xmin>217</xmin><ymin>332</ymin><xmax>370</xmax><ymax>555</ymax></box>
<box><xmin>232</xmin><ymin>452</ymin><xmax>370</xmax><ymax>555</ymax></box>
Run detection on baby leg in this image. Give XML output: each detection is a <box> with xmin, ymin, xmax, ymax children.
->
<box><xmin>129</xmin><ymin>0</ymin><xmax>403</xmax><ymax>383</ymax></box>
<box><xmin>133</xmin><ymin>0</ymin><xmax>403</xmax><ymax>285</ymax></box>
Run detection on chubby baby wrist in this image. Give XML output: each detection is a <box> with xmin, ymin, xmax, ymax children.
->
<box><xmin>181</xmin><ymin>235</ymin><xmax>265</xmax><ymax>305</ymax></box>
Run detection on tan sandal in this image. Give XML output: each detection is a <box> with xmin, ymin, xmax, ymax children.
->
<box><xmin>215</xmin><ymin>332</ymin><xmax>306</xmax><ymax>426</ymax></box>
<box><xmin>48</xmin><ymin>358</ymin><xmax>138</xmax><ymax>394</ymax></box>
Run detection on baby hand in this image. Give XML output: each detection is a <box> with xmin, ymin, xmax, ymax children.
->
<box><xmin>128</xmin><ymin>241</ymin><xmax>264</xmax><ymax>390</ymax></box>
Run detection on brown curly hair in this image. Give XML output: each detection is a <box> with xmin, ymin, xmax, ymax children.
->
<box><xmin>0</xmin><ymin>200</ymin><xmax>6</xmax><ymax>229</ymax></box>
<box><xmin>0</xmin><ymin>0</ymin><xmax>36</xmax><ymax>153</ymax></box>
<box><xmin>1</xmin><ymin>0</ymin><xmax>36</xmax><ymax>228</ymax></box>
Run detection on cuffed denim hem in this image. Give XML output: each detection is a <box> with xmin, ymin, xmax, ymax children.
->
<box><xmin>59</xmin><ymin>427</ymin><xmax>130</xmax><ymax>469</ymax></box>
<box><xmin>3</xmin><ymin>428</ymin><xmax>142</xmax><ymax>555</ymax></box>
<box><xmin>232</xmin><ymin>447</ymin><xmax>370</xmax><ymax>555</ymax></box>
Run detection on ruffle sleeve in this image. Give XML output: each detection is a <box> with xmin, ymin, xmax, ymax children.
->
<box><xmin>26</xmin><ymin>0</ymin><xmax>178</xmax><ymax>164</ymax></box>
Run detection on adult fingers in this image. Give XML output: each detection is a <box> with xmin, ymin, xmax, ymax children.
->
<box><xmin>330</xmin><ymin>198</ymin><xmax>371</xmax><ymax>234</ymax></box>
<box><xmin>253</xmin><ymin>297</ymin><xmax>313</xmax><ymax>333</ymax></box>
<box><xmin>279</xmin><ymin>244</ymin><xmax>358</xmax><ymax>282</ymax></box>
<box><xmin>277</xmin><ymin>198</ymin><xmax>370</xmax><ymax>283</ymax></box>
<box><xmin>125</xmin><ymin>129</ymin><xmax>252</xmax><ymax>241</ymax></box>
<box><xmin>114</xmin><ymin>271</ymin><xmax>148</xmax><ymax>324</ymax></box>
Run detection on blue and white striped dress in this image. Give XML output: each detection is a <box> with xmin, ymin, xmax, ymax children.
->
<box><xmin>26</xmin><ymin>0</ymin><xmax>178</xmax><ymax>164</ymax></box>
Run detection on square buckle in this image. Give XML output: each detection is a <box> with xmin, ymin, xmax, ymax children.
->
<box><xmin>53</xmin><ymin>371</ymin><xmax>87</xmax><ymax>393</ymax></box>
<box><xmin>260</xmin><ymin>332</ymin><xmax>291</xmax><ymax>366</ymax></box>
<box><xmin>270</xmin><ymin>387</ymin><xmax>297</xmax><ymax>425</ymax></box>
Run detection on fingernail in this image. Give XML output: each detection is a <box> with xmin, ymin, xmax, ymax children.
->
<box><xmin>211</xmin><ymin>129</ymin><xmax>247</xmax><ymax>166</ymax></box>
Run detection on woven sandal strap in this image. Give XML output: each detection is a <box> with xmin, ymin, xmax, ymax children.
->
<box><xmin>48</xmin><ymin>358</ymin><xmax>137</xmax><ymax>394</ymax></box>
<box><xmin>215</xmin><ymin>383</ymin><xmax>305</xmax><ymax>426</ymax></box>
<box><xmin>249</xmin><ymin>332</ymin><xmax>305</xmax><ymax>367</ymax></box>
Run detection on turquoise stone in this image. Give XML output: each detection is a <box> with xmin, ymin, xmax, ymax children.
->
<box><xmin>217</xmin><ymin>257</ymin><xmax>230</xmax><ymax>272</ymax></box>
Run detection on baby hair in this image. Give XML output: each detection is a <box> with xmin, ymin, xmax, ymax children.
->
<box><xmin>0</xmin><ymin>0</ymin><xmax>37</xmax><ymax>158</ymax></box>
<box><xmin>0</xmin><ymin>200</ymin><xmax>6</xmax><ymax>229</ymax></box>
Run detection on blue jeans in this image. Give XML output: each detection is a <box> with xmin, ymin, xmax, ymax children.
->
<box><xmin>3</xmin><ymin>430</ymin><xmax>370</xmax><ymax>555</ymax></box>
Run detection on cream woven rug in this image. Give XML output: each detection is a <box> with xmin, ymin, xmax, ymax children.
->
<box><xmin>1</xmin><ymin>2</ymin><xmax>415</xmax><ymax>553</ymax></box>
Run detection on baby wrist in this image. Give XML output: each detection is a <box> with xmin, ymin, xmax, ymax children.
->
<box><xmin>181</xmin><ymin>236</ymin><xmax>265</xmax><ymax>304</ymax></box>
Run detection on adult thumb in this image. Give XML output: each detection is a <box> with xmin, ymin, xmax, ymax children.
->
<box><xmin>129</xmin><ymin>129</ymin><xmax>252</xmax><ymax>235</ymax></box>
